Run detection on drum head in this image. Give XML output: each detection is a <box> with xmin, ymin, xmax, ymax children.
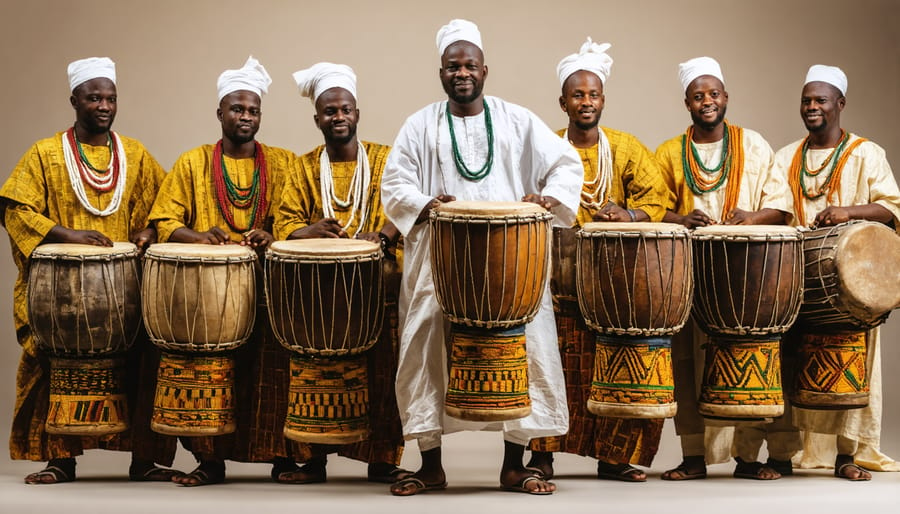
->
<box><xmin>145</xmin><ymin>243</ymin><xmax>255</xmax><ymax>261</ymax></box>
<box><xmin>32</xmin><ymin>242</ymin><xmax>138</xmax><ymax>258</ymax></box>
<box><xmin>269</xmin><ymin>239</ymin><xmax>380</xmax><ymax>258</ymax></box>
<box><xmin>834</xmin><ymin>222</ymin><xmax>900</xmax><ymax>314</ymax></box>
<box><xmin>581</xmin><ymin>222</ymin><xmax>688</xmax><ymax>234</ymax></box>
<box><xmin>693</xmin><ymin>224</ymin><xmax>801</xmax><ymax>240</ymax></box>
<box><xmin>435</xmin><ymin>200</ymin><xmax>548</xmax><ymax>216</ymax></box>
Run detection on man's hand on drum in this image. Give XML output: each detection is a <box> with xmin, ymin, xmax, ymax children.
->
<box><xmin>130</xmin><ymin>227</ymin><xmax>157</xmax><ymax>251</ymax></box>
<box><xmin>289</xmin><ymin>218</ymin><xmax>347</xmax><ymax>239</ymax></box>
<box><xmin>415</xmin><ymin>194</ymin><xmax>456</xmax><ymax>225</ymax></box>
<box><xmin>241</xmin><ymin>229</ymin><xmax>274</xmax><ymax>249</ymax></box>
<box><xmin>722</xmin><ymin>208</ymin><xmax>757</xmax><ymax>225</ymax></box>
<box><xmin>45</xmin><ymin>226</ymin><xmax>113</xmax><ymax>247</ymax></box>
<box><xmin>170</xmin><ymin>226</ymin><xmax>232</xmax><ymax>245</ymax></box>
<box><xmin>814</xmin><ymin>206</ymin><xmax>851</xmax><ymax>228</ymax></box>
<box><xmin>592</xmin><ymin>202</ymin><xmax>648</xmax><ymax>222</ymax></box>
<box><xmin>521</xmin><ymin>194</ymin><xmax>559</xmax><ymax>211</ymax></box>
<box><xmin>676</xmin><ymin>209</ymin><xmax>715</xmax><ymax>229</ymax></box>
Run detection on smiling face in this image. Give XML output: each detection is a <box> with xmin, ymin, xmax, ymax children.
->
<box><xmin>217</xmin><ymin>90</ymin><xmax>261</xmax><ymax>145</ymax></box>
<box><xmin>70</xmin><ymin>78</ymin><xmax>117</xmax><ymax>135</ymax></box>
<box><xmin>684</xmin><ymin>75</ymin><xmax>728</xmax><ymax>131</ymax></box>
<box><xmin>314</xmin><ymin>87</ymin><xmax>359</xmax><ymax>146</ymax></box>
<box><xmin>801</xmin><ymin>81</ymin><xmax>844</xmax><ymax>134</ymax></box>
<box><xmin>440</xmin><ymin>41</ymin><xmax>488</xmax><ymax>106</ymax></box>
<box><xmin>560</xmin><ymin>70</ymin><xmax>605</xmax><ymax>131</ymax></box>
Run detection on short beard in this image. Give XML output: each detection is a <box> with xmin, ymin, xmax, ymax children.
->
<box><xmin>324</xmin><ymin>125</ymin><xmax>357</xmax><ymax>147</ymax></box>
<box><xmin>444</xmin><ymin>81</ymin><xmax>483</xmax><ymax>106</ymax></box>
<box><xmin>690</xmin><ymin>106</ymin><xmax>726</xmax><ymax>132</ymax></box>
<box><xmin>573</xmin><ymin>117</ymin><xmax>600</xmax><ymax>132</ymax></box>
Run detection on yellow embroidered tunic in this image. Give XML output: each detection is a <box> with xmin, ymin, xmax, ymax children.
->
<box><xmin>0</xmin><ymin>132</ymin><xmax>165</xmax><ymax>460</ymax></box>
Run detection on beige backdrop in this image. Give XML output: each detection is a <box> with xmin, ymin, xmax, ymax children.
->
<box><xmin>0</xmin><ymin>0</ymin><xmax>897</xmax><ymax>469</ymax></box>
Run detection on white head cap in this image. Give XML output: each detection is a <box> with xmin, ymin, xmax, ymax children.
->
<box><xmin>804</xmin><ymin>64</ymin><xmax>847</xmax><ymax>96</ymax></box>
<box><xmin>557</xmin><ymin>37</ymin><xmax>613</xmax><ymax>87</ymax></box>
<box><xmin>68</xmin><ymin>57</ymin><xmax>116</xmax><ymax>92</ymax></box>
<box><xmin>292</xmin><ymin>63</ymin><xmax>358</xmax><ymax>104</ymax></box>
<box><xmin>436</xmin><ymin>19</ymin><xmax>483</xmax><ymax>57</ymax></box>
<box><xmin>217</xmin><ymin>56</ymin><xmax>272</xmax><ymax>103</ymax></box>
<box><xmin>678</xmin><ymin>56</ymin><xmax>725</xmax><ymax>93</ymax></box>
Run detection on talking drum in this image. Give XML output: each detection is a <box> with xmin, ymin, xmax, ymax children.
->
<box><xmin>266</xmin><ymin>239</ymin><xmax>383</xmax><ymax>444</ymax></box>
<box><xmin>791</xmin><ymin>221</ymin><xmax>900</xmax><ymax>410</ymax></box>
<box><xmin>430</xmin><ymin>201</ymin><xmax>552</xmax><ymax>422</ymax></box>
<box><xmin>691</xmin><ymin>225</ymin><xmax>803</xmax><ymax>420</ymax></box>
<box><xmin>142</xmin><ymin>243</ymin><xmax>256</xmax><ymax>436</ymax></box>
<box><xmin>577</xmin><ymin>222</ymin><xmax>692</xmax><ymax>419</ymax></box>
<box><xmin>28</xmin><ymin>242</ymin><xmax>141</xmax><ymax>435</ymax></box>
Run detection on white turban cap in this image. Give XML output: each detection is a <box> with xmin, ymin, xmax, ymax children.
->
<box><xmin>68</xmin><ymin>57</ymin><xmax>116</xmax><ymax>92</ymax></box>
<box><xmin>292</xmin><ymin>63</ymin><xmax>358</xmax><ymax>104</ymax></box>
<box><xmin>436</xmin><ymin>19</ymin><xmax>483</xmax><ymax>57</ymax></box>
<box><xmin>804</xmin><ymin>64</ymin><xmax>847</xmax><ymax>96</ymax></box>
<box><xmin>217</xmin><ymin>56</ymin><xmax>272</xmax><ymax>102</ymax></box>
<box><xmin>557</xmin><ymin>37</ymin><xmax>613</xmax><ymax>87</ymax></box>
<box><xmin>678</xmin><ymin>56</ymin><xmax>725</xmax><ymax>92</ymax></box>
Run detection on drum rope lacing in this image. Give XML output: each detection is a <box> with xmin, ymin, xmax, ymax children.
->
<box><xmin>61</xmin><ymin>127</ymin><xmax>128</xmax><ymax>216</ymax></box>
<box><xmin>319</xmin><ymin>141</ymin><xmax>371</xmax><ymax>238</ymax></box>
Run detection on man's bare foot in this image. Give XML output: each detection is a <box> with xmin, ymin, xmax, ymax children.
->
<box><xmin>661</xmin><ymin>455</ymin><xmax>706</xmax><ymax>480</ymax></box>
<box><xmin>525</xmin><ymin>451</ymin><xmax>554</xmax><ymax>480</ymax></box>
<box><xmin>733</xmin><ymin>457</ymin><xmax>781</xmax><ymax>480</ymax></box>
<box><xmin>390</xmin><ymin>469</ymin><xmax>447</xmax><ymax>496</ymax></box>
<box><xmin>272</xmin><ymin>458</ymin><xmax>326</xmax><ymax>484</ymax></box>
<box><xmin>173</xmin><ymin>460</ymin><xmax>225</xmax><ymax>487</ymax></box>
<box><xmin>500</xmin><ymin>467</ymin><xmax>555</xmax><ymax>495</ymax></box>
<box><xmin>24</xmin><ymin>458</ymin><xmax>76</xmax><ymax>485</ymax></box>
<box><xmin>835</xmin><ymin>454</ymin><xmax>872</xmax><ymax>481</ymax></box>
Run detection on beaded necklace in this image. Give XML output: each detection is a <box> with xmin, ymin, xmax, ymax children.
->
<box><xmin>564</xmin><ymin>127</ymin><xmax>612</xmax><ymax>212</ymax></box>
<box><xmin>61</xmin><ymin>127</ymin><xmax>127</xmax><ymax>216</ymax></box>
<box><xmin>211</xmin><ymin>139</ymin><xmax>268</xmax><ymax>232</ymax></box>
<box><xmin>788</xmin><ymin>131</ymin><xmax>867</xmax><ymax>224</ymax></box>
<box><xmin>680</xmin><ymin>123</ymin><xmax>745</xmax><ymax>220</ymax></box>
<box><xmin>320</xmin><ymin>141</ymin><xmax>370</xmax><ymax>238</ymax></box>
<box><xmin>446</xmin><ymin>100</ymin><xmax>494</xmax><ymax>180</ymax></box>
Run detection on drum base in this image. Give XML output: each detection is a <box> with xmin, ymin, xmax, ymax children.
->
<box><xmin>792</xmin><ymin>331</ymin><xmax>869</xmax><ymax>410</ymax></box>
<box><xmin>284</xmin><ymin>354</ymin><xmax>369</xmax><ymax>444</ymax></box>
<box><xmin>151</xmin><ymin>352</ymin><xmax>236</xmax><ymax>436</ymax></box>
<box><xmin>587</xmin><ymin>335</ymin><xmax>676</xmax><ymax>419</ymax></box>
<box><xmin>445</xmin><ymin>325</ymin><xmax>532</xmax><ymax>422</ymax></box>
<box><xmin>699</xmin><ymin>336</ymin><xmax>784</xmax><ymax>420</ymax></box>
<box><xmin>46</xmin><ymin>357</ymin><xmax>129</xmax><ymax>436</ymax></box>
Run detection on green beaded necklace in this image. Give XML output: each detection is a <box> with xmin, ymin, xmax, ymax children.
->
<box><xmin>799</xmin><ymin>130</ymin><xmax>850</xmax><ymax>200</ymax></box>
<box><xmin>447</xmin><ymin>100</ymin><xmax>494</xmax><ymax>181</ymax></box>
<box><xmin>681</xmin><ymin>123</ymin><xmax>731</xmax><ymax>195</ymax></box>
<box><xmin>75</xmin><ymin>132</ymin><xmax>113</xmax><ymax>174</ymax></box>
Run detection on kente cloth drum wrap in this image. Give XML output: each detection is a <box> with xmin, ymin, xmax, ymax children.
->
<box><xmin>151</xmin><ymin>352</ymin><xmax>236</xmax><ymax>436</ymax></box>
<box><xmin>29</xmin><ymin>242</ymin><xmax>141</xmax><ymax>435</ymax></box>
<box><xmin>792</xmin><ymin>330</ymin><xmax>869</xmax><ymax>410</ymax></box>
<box><xmin>691</xmin><ymin>225</ymin><xmax>803</xmax><ymax>420</ymax></box>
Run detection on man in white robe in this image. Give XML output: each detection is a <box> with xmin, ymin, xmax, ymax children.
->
<box><xmin>381</xmin><ymin>19</ymin><xmax>582</xmax><ymax>496</ymax></box>
<box><xmin>775</xmin><ymin>65</ymin><xmax>900</xmax><ymax>480</ymax></box>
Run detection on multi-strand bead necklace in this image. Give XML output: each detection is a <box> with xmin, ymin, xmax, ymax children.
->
<box><xmin>61</xmin><ymin>126</ymin><xmax>127</xmax><ymax>216</ymax></box>
<box><xmin>212</xmin><ymin>139</ymin><xmax>268</xmax><ymax>232</ymax></box>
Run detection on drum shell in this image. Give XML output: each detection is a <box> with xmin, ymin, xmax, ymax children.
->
<box><xmin>266</xmin><ymin>250</ymin><xmax>384</xmax><ymax>357</ymax></box>
<box><xmin>551</xmin><ymin>226</ymin><xmax>579</xmax><ymax>302</ymax></box>
<box><xmin>798</xmin><ymin>221</ymin><xmax>900</xmax><ymax>332</ymax></box>
<box><xmin>142</xmin><ymin>244</ymin><xmax>256</xmax><ymax>352</ymax></box>
<box><xmin>430</xmin><ymin>207</ymin><xmax>552</xmax><ymax>328</ymax></box>
<box><xmin>576</xmin><ymin>224</ymin><xmax>692</xmax><ymax>336</ymax></box>
<box><xmin>28</xmin><ymin>243</ymin><xmax>141</xmax><ymax>356</ymax></box>
<box><xmin>692</xmin><ymin>228</ymin><xmax>804</xmax><ymax>336</ymax></box>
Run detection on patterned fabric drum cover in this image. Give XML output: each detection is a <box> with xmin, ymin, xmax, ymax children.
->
<box><xmin>692</xmin><ymin>225</ymin><xmax>803</xmax><ymax>420</ymax></box>
<box><xmin>790</xmin><ymin>221</ymin><xmax>900</xmax><ymax>409</ymax></box>
<box><xmin>577</xmin><ymin>222</ymin><xmax>692</xmax><ymax>419</ymax></box>
<box><xmin>430</xmin><ymin>201</ymin><xmax>552</xmax><ymax>422</ymax></box>
<box><xmin>142</xmin><ymin>243</ymin><xmax>257</xmax><ymax>436</ymax></box>
<box><xmin>266</xmin><ymin>239</ymin><xmax>383</xmax><ymax>443</ymax></box>
<box><xmin>28</xmin><ymin>242</ymin><xmax>141</xmax><ymax>435</ymax></box>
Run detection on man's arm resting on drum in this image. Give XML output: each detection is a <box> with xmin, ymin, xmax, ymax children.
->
<box><xmin>722</xmin><ymin>207</ymin><xmax>787</xmax><ymax>226</ymax></box>
<box><xmin>415</xmin><ymin>194</ymin><xmax>457</xmax><ymax>225</ymax></box>
<box><xmin>2</xmin><ymin>201</ymin><xmax>113</xmax><ymax>247</ymax></box>
<box><xmin>591</xmin><ymin>201</ymin><xmax>650</xmax><ymax>222</ymax></box>
<box><xmin>814</xmin><ymin>204</ymin><xmax>894</xmax><ymax>228</ymax></box>
<box><xmin>287</xmin><ymin>218</ymin><xmax>346</xmax><ymax>239</ymax></box>
<box><xmin>663</xmin><ymin>209</ymin><xmax>713</xmax><ymax>228</ymax></box>
<box><xmin>169</xmin><ymin>226</ymin><xmax>232</xmax><ymax>245</ymax></box>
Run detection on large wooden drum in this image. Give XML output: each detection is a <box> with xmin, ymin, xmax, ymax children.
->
<box><xmin>577</xmin><ymin>222</ymin><xmax>692</xmax><ymax>418</ymax></box>
<box><xmin>142</xmin><ymin>243</ymin><xmax>257</xmax><ymax>436</ymax></box>
<box><xmin>791</xmin><ymin>221</ymin><xmax>900</xmax><ymax>410</ymax></box>
<box><xmin>430</xmin><ymin>201</ymin><xmax>552</xmax><ymax>421</ymax></box>
<box><xmin>692</xmin><ymin>225</ymin><xmax>803</xmax><ymax>420</ymax></box>
<box><xmin>550</xmin><ymin>226</ymin><xmax>579</xmax><ymax>303</ymax></box>
<box><xmin>28</xmin><ymin>242</ymin><xmax>141</xmax><ymax>435</ymax></box>
<box><xmin>266</xmin><ymin>239</ymin><xmax>383</xmax><ymax>444</ymax></box>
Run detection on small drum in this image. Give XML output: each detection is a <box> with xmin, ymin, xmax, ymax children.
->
<box><xmin>266</xmin><ymin>239</ymin><xmax>383</xmax><ymax>444</ymax></box>
<box><xmin>577</xmin><ymin>222</ymin><xmax>692</xmax><ymax>418</ymax></box>
<box><xmin>430</xmin><ymin>201</ymin><xmax>552</xmax><ymax>421</ymax></box>
<box><xmin>28</xmin><ymin>242</ymin><xmax>141</xmax><ymax>435</ymax></box>
<box><xmin>692</xmin><ymin>225</ymin><xmax>803</xmax><ymax>420</ymax></box>
<box><xmin>551</xmin><ymin>226</ymin><xmax>579</xmax><ymax>302</ymax></box>
<box><xmin>142</xmin><ymin>243</ymin><xmax>257</xmax><ymax>436</ymax></box>
<box><xmin>790</xmin><ymin>221</ymin><xmax>900</xmax><ymax>409</ymax></box>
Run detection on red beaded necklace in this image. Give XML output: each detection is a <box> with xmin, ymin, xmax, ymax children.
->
<box><xmin>65</xmin><ymin>127</ymin><xmax>121</xmax><ymax>192</ymax></box>
<box><xmin>211</xmin><ymin>139</ymin><xmax>268</xmax><ymax>232</ymax></box>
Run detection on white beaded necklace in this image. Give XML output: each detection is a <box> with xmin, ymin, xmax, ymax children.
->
<box><xmin>565</xmin><ymin>127</ymin><xmax>612</xmax><ymax>211</ymax></box>
<box><xmin>319</xmin><ymin>141</ymin><xmax>370</xmax><ymax>238</ymax></box>
<box><xmin>61</xmin><ymin>130</ymin><xmax>128</xmax><ymax>217</ymax></box>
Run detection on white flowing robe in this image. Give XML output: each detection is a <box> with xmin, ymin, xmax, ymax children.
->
<box><xmin>382</xmin><ymin>96</ymin><xmax>583</xmax><ymax>449</ymax></box>
<box><xmin>778</xmin><ymin>135</ymin><xmax>900</xmax><ymax>471</ymax></box>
